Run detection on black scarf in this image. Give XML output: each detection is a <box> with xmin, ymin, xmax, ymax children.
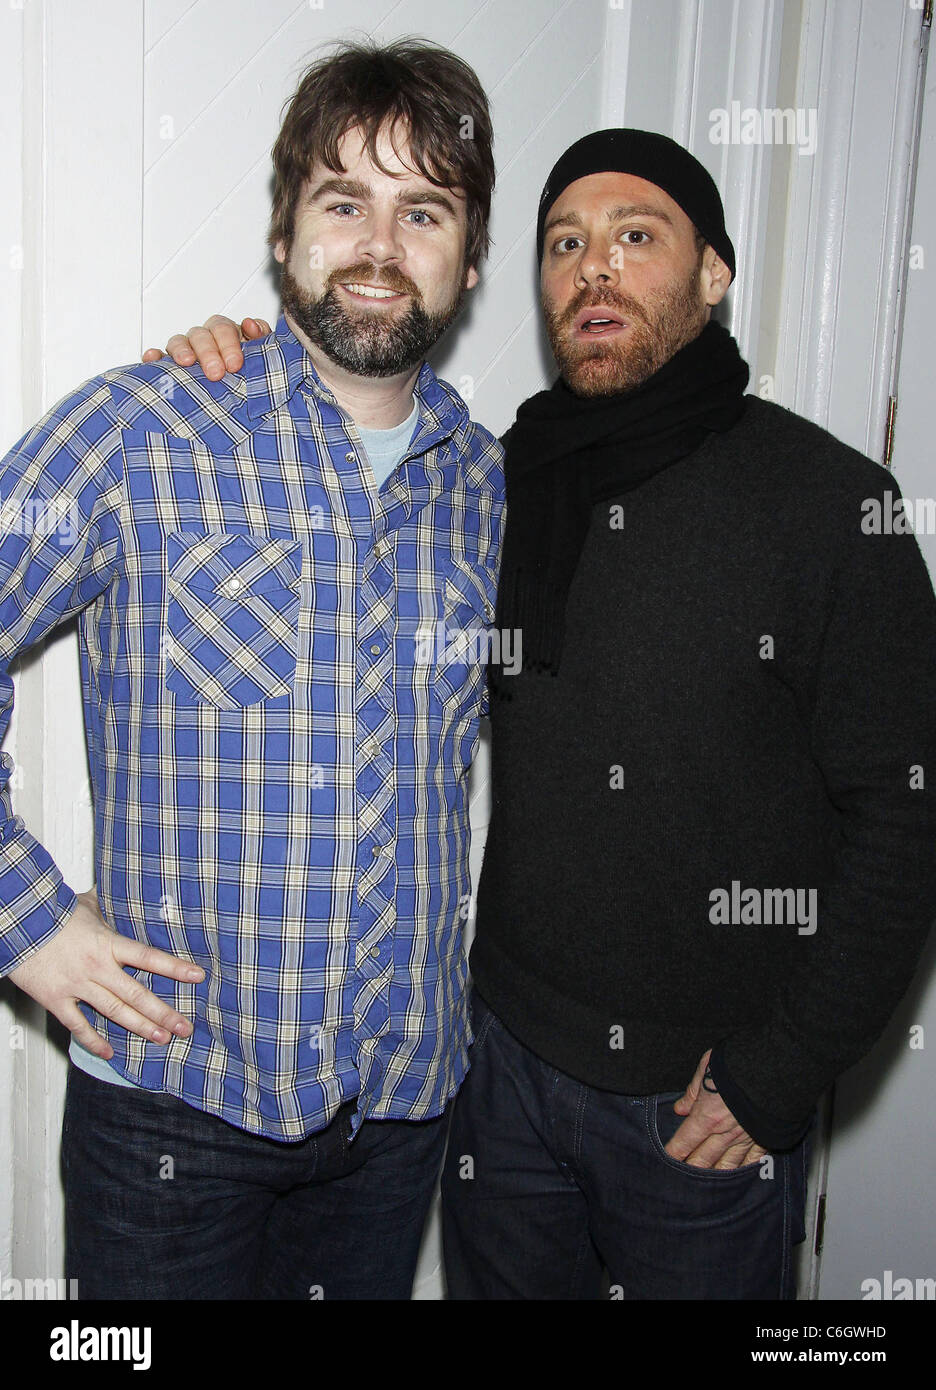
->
<box><xmin>489</xmin><ymin>320</ymin><xmax>749</xmax><ymax>694</ymax></box>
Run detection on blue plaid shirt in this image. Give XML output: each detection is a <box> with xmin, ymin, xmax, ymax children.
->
<box><xmin>0</xmin><ymin>316</ymin><xmax>504</xmax><ymax>1139</ymax></box>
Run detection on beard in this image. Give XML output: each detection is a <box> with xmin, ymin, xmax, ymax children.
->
<box><xmin>543</xmin><ymin>262</ymin><xmax>708</xmax><ymax>398</ymax></box>
<box><xmin>280</xmin><ymin>260</ymin><xmax>465</xmax><ymax>378</ymax></box>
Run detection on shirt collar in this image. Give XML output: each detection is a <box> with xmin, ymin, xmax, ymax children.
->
<box><xmin>243</xmin><ymin>314</ymin><xmax>470</xmax><ymax>447</ymax></box>
<box><xmin>242</xmin><ymin>314</ymin><xmax>321</xmax><ymax>421</ymax></box>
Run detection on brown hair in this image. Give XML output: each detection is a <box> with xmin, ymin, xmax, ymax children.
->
<box><xmin>269</xmin><ymin>38</ymin><xmax>495</xmax><ymax>270</ymax></box>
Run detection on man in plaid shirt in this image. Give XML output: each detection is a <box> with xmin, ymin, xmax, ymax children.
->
<box><xmin>0</xmin><ymin>39</ymin><xmax>502</xmax><ymax>1300</ymax></box>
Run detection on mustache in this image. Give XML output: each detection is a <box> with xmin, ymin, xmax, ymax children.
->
<box><xmin>554</xmin><ymin>286</ymin><xmax>649</xmax><ymax>329</ymax></box>
<box><xmin>325</xmin><ymin>262</ymin><xmax>421</xmax><ymax>300</ymax></box>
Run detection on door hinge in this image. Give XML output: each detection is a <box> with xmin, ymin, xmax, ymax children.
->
<box><xmin>814</xmin><ymin>1192</ymin><xmax>827</xmax><ymax>1258</ymax></box>
<box><xmin>883</xmin><ymin>395</ymin><xmax>898</xmax><ymax>468</ymax></box>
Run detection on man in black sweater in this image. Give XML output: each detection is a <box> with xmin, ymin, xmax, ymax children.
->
<box><xmin>439</xmin><ymin>129</ymin><xmax>936</xmax><ymax>1299</ymax></box>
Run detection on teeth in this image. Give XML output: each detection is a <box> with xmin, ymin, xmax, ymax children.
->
<box><xmin>343</xmin><ymin>283</ymin><xmax>399</xmax><ymax>299</ymax></box>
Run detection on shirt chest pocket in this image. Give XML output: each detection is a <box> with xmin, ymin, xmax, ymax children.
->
<box><xmin>165</xmin><ymin>530</ymin><xmax>304</xmax><ymax>709</ymax></box>
<box><xmin>433</xmin><ymin>562</ymin><xmax>496</xmax><ymax>712</ymax></box>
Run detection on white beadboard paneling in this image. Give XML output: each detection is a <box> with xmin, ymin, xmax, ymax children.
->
<box><xmin>145</xmin><ymin>0</ymin><xmax>201</xmax><ymax>54</ymax></box>
<box><xmin>145</xmin><ymin>165</ymin><xmax>279</xmax><ymax>344</ymax></box>
<box><xmin>372</xmin><ymin>0</ymin><xmax>487</xmax><ymax>44</ymax></box>
<box><xmin>443</xmin><ymin>0</ymin><xmax>567</xmax><ymax>94</ymax></box>
<box><xmin>144</xmin><ymin>0</ymin><xmax>308</xmax><ymax>171</ymax></box>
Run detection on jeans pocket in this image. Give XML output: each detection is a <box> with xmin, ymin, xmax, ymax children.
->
<box><xmin>165</xmin><ymin>530</ymin><xmax>303</xmax><ymax>709</ymax></box>
<box><xmin>647</xmin><ymin>1091</ymin><xmax>766</xmax><ymax>1179</ymax></box>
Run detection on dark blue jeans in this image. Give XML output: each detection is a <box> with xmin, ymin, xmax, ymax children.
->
<box><xmin>441</xmin><ymin>992</ymin><xmax>810</xmax><ymax>1300</ymax></box>
<box><xmin>63</xmin><ymin>1064</ymin><xmax>449</xmax><ymax>1300</ymax></box>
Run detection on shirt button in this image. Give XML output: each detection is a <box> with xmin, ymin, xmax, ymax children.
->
<box><xmin>0</xmin><ymin>752</ymin><xmax>12</xmax><ymax>769</ymax></box>
<box><xmin>374</xmin><ymin>540</ymin><xmax>389</xmax><ymax>558</ymax></box>
<box><xmin>345</xmin><ymin>451</ymin><xmax>356</xmax><ymax>463</ymax></box>
<box><xmin>369</xmin><ymin>947</ymin><xmax>380</xmax><ymax>959</ymax></box>
<box><xmin>225</xmin><ymin>577</ymin><xmax>242</xmax><ymax>595</ymax></box>
<box><xmin>370</xmin><ymin>643</ymin><xmax>381</xmax><ymax>655</ymax></box>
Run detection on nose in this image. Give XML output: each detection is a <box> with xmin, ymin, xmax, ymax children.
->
<box><xmin>575</xmin><ymin>241</ymin><xmax>620</xmax><ymax>292</ymax></box>
<box><xmin>354</xmin><ymin>207</ymin><xmax>405</xmax><ymax>269</ymax></box>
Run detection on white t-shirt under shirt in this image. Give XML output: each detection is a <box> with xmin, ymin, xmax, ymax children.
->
<box><xmin>356</xmin><ymin>398</ymin><xmax>420</xmax><ymax>490</ymax></box>
<box><xmin>68</xmin><ymin>397</ymin><xmax>421</xmax><ymax>1090</ymax></box>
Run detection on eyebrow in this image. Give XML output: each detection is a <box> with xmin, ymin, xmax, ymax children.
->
<box><xmin>308</xmin><ymin>177</ymin><xmax>457</xmax><ymax>218</ymax></box>
<box><xmin>542</xmin><ymin>202</ymin><xmax>675</xmax><ymax>237</ymax></box>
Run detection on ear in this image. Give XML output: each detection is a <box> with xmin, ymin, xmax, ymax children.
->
<box><xmin>464</xmin><ymin>264</ymin><xmax>479</xmax><ymax>292</ymax></box>
<box><xmin>274</xmin><ymin>239</ymin><xmax>287</xmax><ymax>266</ymax></box>
<box><xmin>700</xmin><ymin>245</ymin><xmax>731</xmax><ymax>307</ymax></box>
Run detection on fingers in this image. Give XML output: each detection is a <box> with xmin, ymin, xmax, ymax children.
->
<box><xmin>89</xmin><ymin>960</ymin><xmax>197</xmax><ymax>1040</ymax></box>
<box><xmin>81</xmin><ymin>981</ymin><xmax>179</xmax><ymax>1045</ymax></box>
<box><xmin>72</xmin><ymin>964</ymin><xmax>197</xmax><ymax>1048</ymax></box>
<box><xmin>200</xmin><ymin>315</ymin><xmax>245</xmax><ymax>376</ymax></box>
<box><xmin>164</xmin><ymin>332</ymin><xmax>197</xmax><ymax>367</ymax></box>
<box><xmin>688</xmin><ymin>1136</ymin><xmax>764</xmax><ymax>1169</ymax></box>
<box><xmin>665</xmin><ymin>1098</ymin><xmax>737</xmax><ymax>1162</ymax></box>
<box><xmin>116</xmin><ymin>936</ymin><xmax>204</xmax><ymax>984</ymax></box>
<box><xmin>682</xmin><ymin>1133</ymin><xmax>749</xmax><ymax>1168</ymax></box>
<box><xmin>665</xmin><ymin>1114</ymin><xmax>708</xmax><ymax>1161</ymax></box>
<box><xmin>151</xmin><ymin>314</ymin><xmax>258</xmax><ymax>380</ymax></box>
<box><xmin>55</xmin><ymin>1001</ymin><xmax>115</xmax><ymax>1059</ymax></box>
<box><xmin>712</xmin><ymin>1142</ymin><xmax>766</xmax><ymax>1171</ymax></box>
<box><xmin>101</xmin><ymin>953</ymin><xmax>200</xmax><ymax>1039</ymax></box>
<box><xmin>667</xmin><ymin>1116</ymin><xmax>764</xmax><ymax>1169</ymax></box>
<box><xmin>166</xmin><ymin>322</ymin><xmax>244</xmax><ymax>377</ymax></box>
<box><xmin>674</xmin><ymin>1048</ymin><xmax>711</xmax><ymax>1112</ymax></box>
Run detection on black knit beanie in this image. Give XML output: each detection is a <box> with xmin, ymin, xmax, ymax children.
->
<box><xmin>535</xmin><ymin>128</ymin><xmax>736</xmax><ymax>278</ymax></box>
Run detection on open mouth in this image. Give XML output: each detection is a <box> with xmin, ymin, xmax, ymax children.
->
<box><xmin>573</xmin><ymin>305</ymin><xmax>626</xmax><ymax>337</ymax></box>
<box><xmin>340</xmin><ymin>282</ymin><xmax>407</xmax><ymax>302</ymax></box>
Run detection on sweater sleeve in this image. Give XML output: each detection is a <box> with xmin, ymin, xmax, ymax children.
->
<box><xmin>709</xmin><ymin>467</ymin><xmax>936</xmax><ymax>1151</ymax></box>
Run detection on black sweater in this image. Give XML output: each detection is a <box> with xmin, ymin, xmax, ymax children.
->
<box><xmin>471</xmin><ymin>396</ymin><xmax>936</xmax><ymax>1150</ymax></box>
